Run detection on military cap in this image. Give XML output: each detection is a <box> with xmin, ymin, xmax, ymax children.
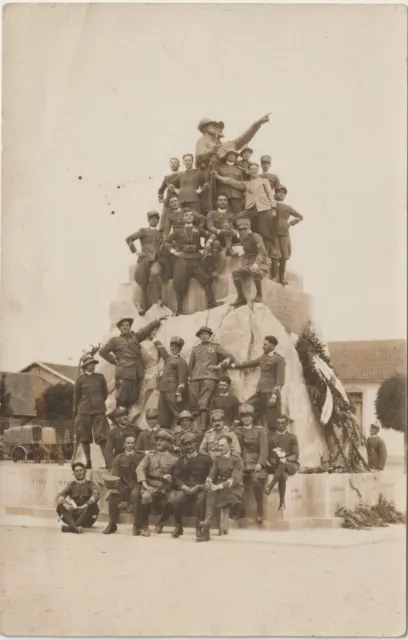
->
<box><xmin>219</xmin><ymin>374</ymin><xmax>231</xmax><ymax>385</ymax></box>
<box><xmin>370</xmin><ymin>422</ymin><xmax>381</xmax><ymax>431</ymax></box>
<box><xmin>265</xmin><ymin>335</ymin><xmax>278</xmax><ymax>345</ymax></box>
<box><xmin>71</xmin><ymin>461</ymin><xmax>86</xmax><ymax>471</ymax></box>
<box><xmin>177</xmin><ymin>410</ymin><xmax>194</xmax><ymax>424</ymax></box>
<box><xmin>114</xmin><ymin>407</ymin><xmax>129</xmax><ymax>419</ymax></box>
<box><xmin>240</xmin><ymin>146</ymin><xmax>253</xmax><ymax>155</ymax></box>
<box><xmin>197</xmin><ymin>118</ymin><xmax>224</xmax><ymax>133</ymax></box>
<box><xmin>81</xmin><ymin>354</ymin><xmax>98</xmax><ymax>368</ymax></box>
<box><xmin>276</xmin><ymin>414</ymin><xmax>289</xmax><ymax>423</ymax></box>
<box><xmin>146</xmin><ymin>408</ymin><xmax>159</xmax><ymax>419</ymax></box>
<box><xmin>116</xmin><ymin>316</ymin><xmax>134</xmax><ymax>329</ymax></box>
<box><xmin>211</xmin><ymin>409</ymin><xmax>225</xmax><ymax>420</ymax></box>
<box><xmin>156</xmin><ymin>429</ymin><xmax>174</xmax><ymax>443</ymax></box>
<box><xmin>147</xmin><ymin>210</ymin><xmax>160</xmax><ymax>220</ymax></box>
<box><xmin>236</xmin><ymin>218</ymin><xmax>251</xmax><ymax>229</ymax></box>
<box><xmin>239</xmin><ymin>404</ymin><xmax>254</xmax><ymax>416</ymax></box>
<box><xmin>104</xmin><ymin>474</ymin><xmax>121</xmax><ymax>492</ymax></box>
<box><xmin>195</xmin><ymin>325</ymin><xmax>213</xmax><ymax>338</ymax></box>
<box><xmin>180</xmin><ymin>432</ymin><xmax>197</xmax><ymax>445</ymax></box>
<box><xmin>170</xmin><ymin>336</ymin><xmax>185</xmax><ymax>348</ymax></box>
<box><xmin>224</xmin><ymin>147</ymin><xmax>240</xmax><ymax>157</ymax></box>
<box><xmin>276</xmin><ymin>184</ymin><xmax>287</xmax><ymax>193</ymax></box>
<box><xmin>260</xmin><ymin>155</ymin><xmax>272</xmax><ymax>163</ymax></box>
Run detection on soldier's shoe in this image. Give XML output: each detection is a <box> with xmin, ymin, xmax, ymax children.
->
<box><xmin>171</xmin><ymin>525</ymin><xmax>183</xmax><ymax>538</ymax></box>
<box><xmin>278</xmin><ymin>501</ymin><xmax>286</xmax><ymax>511</ymax></box>
<box><xmin>263</xmin><ymin>484</ymin><xmax>272</xmax><ymax>496</ymax></box>
<box><xmin>196</xmin><ymin>529</ymin><xmax>210</xmax><ymax>543</ymax></box>
<box><xmin>256</xmin><ymin>513</ymin><xmax>264</xmax><ymax>524</ymax></box>
<box><xmin>154</xmin><ymin>523</ymin><xmax>164</xmax><ymax>534</ymax></box>
<box><xmin>103</xmin><ymin>523</ymin><xmax>118</xmax><ymax>534</ymax></box>
<box><xmin>138</xmin><ymin>309</ymin><xmax>147</xmax><ymax>316</ymax></box>
<box><xmin>132</xmin><ymin>525</ymin><xmax>141</xmax><ymax>536</ymax></box>
<box><xmin>198</xmin><ymin>517</ymin><xmax>212</xmax><ymax>529</ymax></box>
<box><xmin>141</xmin><ymin>527</ymin><xmax>151</xmax><ymax>537</ymax></box>
<box><xmin>76</xmin><ymin>526</ymin><xmax>84</xmax><ymax>534</ymax></box>
<box><xmin>279</xmin><ymin>280</ymin><xmax>288</xmax><ymax>286</ymax></box>
<box><xmin>252</xmin><ymin>294</ymin><xmax>263</xmax><ymax>303</ymax></box>
<box><xmin>208</xmin><ymin>301</ymin><xmax>223</xmax><ymax>309</ymax></box>
<box><xmin>61</xmin><ymin>525</ymin><xmax>75</xmax><ymax>533</ymax></box>
<box><xmin>157</xmin><ymin>299</ymin><xmax>164</xmax><ymax>307</ymax></box>
<box><xmin>231</xmin><ymin>297</ymin><xmax>246</xmax><ymax>308</ymax></box>
<box><xmin>85</xmin><ymin>461</ymin><xmax>92</xmax><ymax>470</ymax></box>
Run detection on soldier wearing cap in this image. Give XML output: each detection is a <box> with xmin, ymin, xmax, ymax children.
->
<box><xmin>264</xmin><ymin>415</ymin><xmax>300</xmax><ymax>510</ymax></box>
<box><xmin>135</xmin><ymin>408</ymin><xmax>163</xmax><ymax>454</ymax></box>
<box><xmin>125</xmin><ymin>211</ymin><xmax>164</xmax><ymax>316</ymax></box>
<box><xmin>105</xmin><ymin>407</ymin><xmax>142</xmax><ymax>468</ymax></box>
<box><xmin>260</xmin><ymin>155</ymin><xmax>281</xmax><ymax>193</ymax></box>
<box><xmin>56</xmin><ymin>461</ymin><xmax>100</xmax><ymax>534</ymax></box>
<box><xmin>237</xmin><ymin>147</ymin><xmax>253</xmax><ymax>180</ymax></box>
<box><xmin>366</xmin><ymin>422</ymin><xmax>387</xmax><ymax>471</ymax></box>
<box><xmin>159</xmin><ymin>194</ymin><xmax>205</xmax><ymax>243</ymax></box>
<box><xmin>199</xmin><ymin>408</ymin><xmax>241</xmax><ymax>459</ymax></box>
<box><xmin>233</xmin><ymin>404</ymin><xmax>268</xmax><ymax>522</ymax></box>
<box><xmin>188</xmin><ymin>327</ymin><xmax>235</xmax><ymax>432</ymax></box>
<box><xmin>99</xmin><ymin>316</ymin><xmax>165</xmax><ymax>409</ymax></box>
<box><xmin>153</xmin><ymin>336</ymin><xmax>188</xmax><ymax>428</ymax></box>
<box><xmin>210</xmin><ymin>375</ymin><xmax>240</xmax><ymax>427</ymax></box>
<box><xmin>230</xmin><ymin>218</ymin><xmax>270</xmax><ymax>306</ymax></box>
<box><xmin>215</xmin><ymin>150</ymin><xmax>245</xmax><ymax>214</ymax></box>
<box><xmin>166</xmin><ymin>210</ymin><xmax>223</xmax><ymax>316</ymax></box>
<box><xmin>206</xmin><ymin>194</ymin><xmax>239</xmax><ymax>265</ymax></box>
<box><xmin>274</xmin><ymin>185</ymin><xmax>303</xmax><ymax>284</ymax></box>
<box><xmin>230</xmin><ymin>335</ymin><xmax>285</xmax><ymax>426</ymax></box>
<box><xmin>173</xmin><ymin>410</ymin><xmax>203</xmax><ymax>452</ymax></box>
<box><xmin>197</xmin><ymin>434</ymin><xmax>244</xmax><ymax>543</ymax></box>
<box><xmin>103</xmin><ymin>434</ymin><xmax>145</xmax><ymax>535</ymax></box>
<box><xmin>167</xmin><ymin>153</ymin><xmax>208</xmax><ymax>214</ymax></box>
<box><xmin>73</xmin><ymin>354</ymin><xmax>110</xmax><ymax>469</ymax></box>
<box><xmin>136</xmin><ymin>429</ymin><xmax>178</xmax><ymax>536</ymax></box>
<box><xmin>158</xmin><ymin>157</ymin><xmax>181</xmax><ymax>207</ymax></box>
<box><xmin>168</xmin><ymin>432</ymin><xmax>212</xmax><ymax>538</ymax></box>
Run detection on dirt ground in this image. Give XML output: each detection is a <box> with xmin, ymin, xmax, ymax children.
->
<box><xmin>0</xmin><ymin>522</ymin><xmax>406</xmax><ymax>637</ymax></box>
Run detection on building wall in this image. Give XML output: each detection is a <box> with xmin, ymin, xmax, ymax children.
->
<box><xmin>23</xmin><ymin>365</ymin><xmax>64</xmax><ymax>388</ymax></box>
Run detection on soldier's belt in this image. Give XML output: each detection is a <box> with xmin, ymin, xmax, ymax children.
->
<box><xmin>180</xmin><ymin>245</ymin><xmax>198</xmax><ymax>252</ymax></box>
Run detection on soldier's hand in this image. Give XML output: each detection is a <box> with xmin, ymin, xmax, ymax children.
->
<box><xmin>173</xmin><ymin>251</ymin><xmax>182</xmax><ymax>257</ymax></box>
<box><xmin>254</xmin><ymin>463</ymin><xmax>262</xmax><ymax>472</ymax></box>
<box><xmin>158</xmin><ymin>196</ymin><xmax>164</xmax><ymax>204</ymax></box>
<box><xmin>142</xmin><ymin>481</ymin><xmax>152</xmax><ymax>492</ymax></box>
<box><xmin>175</xmin><ymin>393</ymin><xmax>182</xmax><ymax>403</ymax></box>
<box><xmin>250</xmin><ymin>263</ymin><xmax>260</xmax><ymax>274</ymax></box>
<box><xmin>129</xmin><ymin>245</ymin><xmax>137</xmax><ymax>254</ymax></box>
<box><xmin>167</xmin><ymin>184</ymin><xmax>175</xmax><ymax>192</ymax></box>
<box><xmin>202</xmin><ymin>183</ymin><xmax>209</xmax><ymax>190</ymax></box>
<box><xmin>208</xmin><ymin>365</ymin><xmax>220</xmax><ymax>372</ymax></box>
<box><xmin>257</xmin><ymin>113</ymin><xmax>271</xmax><ymax>125</ymax></box>
<box><xmin>162</xmin><ymin>474</ymin><xmax>172</xmax><ymax>482</ymax></box>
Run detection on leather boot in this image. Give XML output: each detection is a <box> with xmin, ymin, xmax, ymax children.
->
<box><xmin>252</xmin><ymin>279</ymin><xmax>263</xmax><ymax>303</ymax></box>
<box><xmin>271</xmin><ymin>259</ymin><xmax>279</xmax><ymax>280</ymax></box>
<box><xmin>176</xmin><ymin>292</ymin><xmax>184</xmax><ymax>316</ymax></box>
<box><xmin>279</xmin><ymin>259</ymin><xmax>288</xmax><ymax>285</ymax></box>
<box><xmin>231</xmin><ymin>279</ymin><xmax>246</xmax><ymax>307</ymax></box>
<box><xmin>138</xmin><ymin>288</ymin><xmax>148</xmax><ymax>316</ymax></box>
<box><xmin>103</xmin><ymin>503</ymin><xmax>118</xmax><ymax>534</ymax></box>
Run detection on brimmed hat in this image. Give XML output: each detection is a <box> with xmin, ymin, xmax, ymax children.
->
<box><xmin>260</xmin><ymin>155</ymin><xmax>272</xmax><ymax>163</ymax></box>
<box><xmin>170</xmin><ymin>336</ymin><xmax>185</xmax><ymax>348</ymax></box>
<box><xmin>239</xmin><ymin>404</ymin><xmax>254</xmax><ymax>416</ymax></box>
<box><xmin>104</xmin><ymin>475</ymin><xmax>121</xmax><ymax>491</ymax></box>
<box><xmin>81</xmin><ymin>355</ymin><xmax>98</xmax><ymax>368</ymax></box>
<box><xmin>71</xmin><ymin>461</ymin><xmax>86</xmax><ymax>471</ymax></box>
<box><xmin>196</xmin><ymin>326</ymin><xmax>213</xmax><ymax>338</ymax></box>
<box><xmin>224</xmin><ymin>147</ymin><xmax>239</xmax><ymax>157</ymax></box>
<box><xmin>116</xmin><ymin>317</ymin><xmax>134</xmax><ymax>329</ymax></box>
<box><xmin>236</xmin><ymin>218</ymin><xmax>251</xmax><ymax>229</ymax></box>
<box><xmin>146</xmin><ymin>408</ymin><xmax>159</xmax><ymax>419</ymax></box>
<box><xmin>156</xmin><ymin>429</ymin><xmax>174</xmax><ymax>443</ymax></box>
<box><xmin>240</xmin><ymin>146</ymin><xmax>253</xmax><ymax>155</ymax></box>
<box><xmin>147</xmin><ymin>210</ymin><xmax>160</xmax><ymax>220</ymax></box>
<box><xmin>276</xmin><ymin>184</ymin><xmax>287</xmax><ymax>193</ymax></box>
<box><xmin>180</xmin><ymin>432</ymin><xmax>197</xmax><ymax>446</ymax></box>
<box><xmin>211</xmin><ymin>409</ymin><xmax>225</xmax><ymax>420</ymax></box>
<box><xmin>177</xmin><ymin>410</ymin><xmax>193</xmax><ymax>424</ymax></box>
<box><xmin>197</xmin><ymin>118</ymin><xmax>224</xmax><ymax>133</ymax></box>
<box><xmin>370</xmin><ymin>422</ymin><xmax>381</xmax><ymax>431</ymax></box>
<box><xmin>115</xmin><ymin>407</ymin><xmax>129</xmax><ymax>419</ymax></box>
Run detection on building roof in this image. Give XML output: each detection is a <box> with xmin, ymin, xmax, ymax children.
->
<box><xmin>0</xmin><ymin>372</ymin><xmax>45</xmax><ymax>417</ymax></box>
<box><xmin>21</xmin><ymin>362</ymin><xmax>78</xmax><ymax>384</ymax></box>
<box><xmin>328</xmin><ymin>340</ymin><xmax>407</xmax><ymax>382</ymax></box>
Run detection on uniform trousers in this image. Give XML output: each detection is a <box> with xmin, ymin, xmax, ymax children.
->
<box><xmin>57</xmin><ymin>503</ymin><xmax>100</xmax><ymax>528</ymax></box>
<box><xmin>189</xmin><ymin>379</ymin><xmax>217</xmax><ymax>414</ymax></box>
<box><xmin>247</xmin><ymin>391</ymin><xmax>282</xmax><ymax>427</ymax></box>
<box><xmin>115</xmin><ymin>377</ymin><xmax>140</xmax><ymax>408</ymax></box>
<box><xmin>158</xmin><ymin>391</ymin><xmax>184</xmax><ymax>428</ymax></box>
<box><xmin>172</xmin><ymin>257</ymin><xmax>211</xmax><ymax>295</ymax></box>
<box><xmin>228</xmin><ymin>197</ymin><xmax>245</xmax><ymax>214</ymax></box>
<box><xmin>180</xmin><ymin>200</ymin><xmax>201</xmax><ymax>214</ymax></box>
<box><xmin>134</xmin><ymin>260</ymin><xmax>162</xmax><ymax>290</ymax></box>
<box><xmin>168</xmin><ymin>489</ymin><xmax>206</xmax><ymax>526</ymax></box>
<box><xmin>106</xmin><ymin>486</ymin><xmax>142</xmax><ymax>525</ymax></box>
<box><xmin>75</xmin><ymin>413</ymin><xmax>109</xmax><ymax>445</ymax></box>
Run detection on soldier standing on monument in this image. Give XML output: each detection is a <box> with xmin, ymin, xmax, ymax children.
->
<box><xmin>159</xmin><ymin>194</ymin><xmax>205</xmax><ymax>242</ymax></box>
<box><xmin>230</xmin><ymin>218</ymin><xmax>270</xmax><ymax>306</ymax></box>
<box><xmin>259</xmin><ymin>155</ymin><xmax>281</xmax><ymax>192</ymax></box>
<box><xmin>73</xmin><ymin>354</ymin><xmax>110</xmax><ymax>469</ymax></box>
<box><xmin>153</xmin><ymin>336</ymin><xmax>188</xmax><ymax>428</ymax></box>
<box><xmin>199</xmin><ymin>408</ymin><xmax>241</xmax><ymax>458</ymax></box>
<box><xmin>125</xmin><ymin>211</ymin><xmax>163</xmax><ymax>316</ymax></box>
<box><xmin>157</xmin><ymin>157</ymin><xmax>181</xmax><ymax>207</ymax></box>
<box><xmin>166</xmin><ymin>210</ymin><xmax>222</xmax><ymax>315</ymax></box>
<box><xmin>209</xmin><ymin>375</ymin><xmax>240</xmax><ymax>427</ymax></box>
<box><xmin>274</xmin><ymin>185</ymin><xmax>304</xmax><ymax>284</ymax></box>
<box><xmin>237</xmin><ymin>147</ymin><xmax>253</xmax><ymax>180</ymax></box>
<box><xmin>105</xmin><ymin>407</ymin><xmax>142</xmax><ymax>468</ymax></box>
<box><xmin>229</xmin><ymin>335</ymin><xmax>286</xmax><ymax>426</ymax></box>
<box><xmin>215</xmin><ymin>150</ymin><xmax>245</xmax><ymax>214</ymax></box>
<box><xmin>167</xmin><ymin>153</ymin><xmax>208</xmax><ymax>214</ymax></box>
<box><xmin>135</xmin><ymin>408</ymin><xmax>163</xmax><ymax>454</ymax></box>
<box><xmin>207</xmin><ymin>194</ymin><xmax>239</xmax><ymax>265</ymax></box>
<box><xmin>99</xmin><ymin>316</ymin><xmax>165</xmax><ymax>409</ymax></box>
<box><xmin>188</xmin><ymin>327</ymin><xmax>235</xmax><ymax>432</ymax></box>
<box><xmin>56</xmin><ymin>461</ymin><xmax>100</xmax><ymax>533</ymax></box>
<box><xmin>264</xmin><ymin>415</ymin><xmax>300</xmax><ymax>510</ymax></box>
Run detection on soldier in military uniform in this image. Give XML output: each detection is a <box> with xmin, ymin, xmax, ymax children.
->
<box><xmin>188</xmin><ymin>326</ymin><xmax>235</xmax><ymax>432</ymax></box>
<box><xmin>264</xmin><ymin>415</ymin><xmax>300</xmax><ymax>510</ymax></box>
<box><xmin>159</xmin><ymin>194</ymin><xmax>205</xmax><ymax>242</ymax></box>
<box><xmin>209</xmin><ymin>375</ymin><xmax>240</xmax><ymax>427</ymax></box>
<box><xmin>206</xmin><ymin>194</ymin><xmax>239</xmax><ymax>268</ymax></box>
<box><xmin>199</xmin><ymin>408</ymin><xmax>241</xmax><ymax>459</ymax></box>
<box><xmin>259</xmin><ymin>155</ymin><xmax>281</xmax><ymax>192</ymax></box>
<box><xmin>136</xmin><ymin>430</ymin><xmax>178</xmax><ymax>536</ymax></box>
<box><xmin>230</xmin><ymin>219</ymin><xmax>270</xmax><ymax>306</ymax></box>
<box><xmin>56</xmin><ymin>461</ymin><xmax>100</xmax><ymax>533</ymax></box>
<box><xmin>233</xmin><ymin>404</ymin><xmax>268</xmax><ymax>522</ymax></box>
<box><xmin>153</xmin><ymin>336</ymin><xmax>188</xmax><ymax>428</ymax></box>
<box><xmin>168</xmin><ymin>432</ymin><xmax>212</xmax><ymax>537</ymax></box>
<box><xmin>167</xmin><ymin>153</ymin><xmax>207</xmax><ymax>214</ymax></box>
<box><xmin>166</xmin><ymin>210</ymin><xmax>223</xmax><ymax>316</ymax></box>
<box><xmin>274</xmin><ymin>185</ymin><xmax>304</xmax><ymax>284</ymax></box>
<box><xmin>215</xmin><ymin>150</ymin><xmax>245</xmax><ymax>214</ymax></box>
<box><xmin>237</xmin><ymin>147</ymin><xmax>253</xmax><ymax>180</ymax></box>
<box><xmin>125</xmin><ymin>211</ymin><xmax>163</xmax><ymax>316</ymax></box>
<box><xmin>105</xmin><ymin>407</ymin><xmax>142</xmax><ymax>468</ymax></box>
<box><xmin>99</xmin><ymin>316</ymin><xmax>165</xmax><ymax>409</ymax></box>
<box><xmin>173</xmin><ymin>410</ymin><xmax>203</xmax><ymax>453</ymax></box>
<box><xmin>197</xmin><ymin>435</ymin><xmax>244</xmax><ymax>542</ymax></box>
<box><xmin>366</xmin><ymin>422</ymin><xmax>387</xmax><ymax>471</ymax></box>
<box><xmin>103</xmin><ymin>434</ymin><xmax>145</xmax><ymax>535</ymax></box>
<box><xmin>73</xmin><ymin>354</ymin><xmax>110</xmax><ymax>469</ymax></box>
<box><xmin>230</xmin><ymin>335</ymin><xmax>285</xmax><ymax>426</ymax></box>
<box><xmin>135</xmin><ymin>408</ymin><xmax>163</xmax><ymax>454</ymax></box>
<box><xmin>157</xmin><ymin>157</ymin><xmax>181</xmax><ymax>207</ymax></box>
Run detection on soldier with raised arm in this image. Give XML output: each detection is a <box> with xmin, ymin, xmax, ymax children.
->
<box><xmin>153</xmin><ymin>336</ymin><xmax>188</xmax><ymax>428</ymax></box>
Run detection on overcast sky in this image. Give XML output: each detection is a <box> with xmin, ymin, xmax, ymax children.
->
<box><xmin>1</xmin><ymin>3</ymin><xmax>406</xmax><ymax>372</ymax></box>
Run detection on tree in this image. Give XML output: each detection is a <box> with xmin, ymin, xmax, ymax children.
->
<box><xmin>35</xmin><ymin>383</ymin><xmax>74</xmax><ymax>420</ymax></box>
<box><xmin>0</xmin><ymin>374</ymin><xmax>14</xmax><ymax>418</ymax></box>
<box><xmin>375</xmin><ymin>373</ymin><xmax>407</xmax><ymax>468</ymax></box>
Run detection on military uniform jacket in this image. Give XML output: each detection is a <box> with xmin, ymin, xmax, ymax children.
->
<box><xmin>169</xmin><ymin>168</ymin><xmax>206</xmax><ymax>204</ymax></box>
<box><xmin>173</xmin><ymin>452</ymin><xmax>212</xmax><ymax>488</ymax></box>
<box><xmin>111</xmin><ymin>451</ymin><xmax>144</xmax><ymax>490</ymax></box>
<box><xmin>166</xmin><ymin>225</ymin><xmax>210</xmax><ymax>260</ymax></box>
<box><xmin>105</xmin><ymin>424</ymin><xmax>142</xmax><ymax>465</ymax></box>
<box><xmin>74</xmin><ymin>373</ymin><xmax>108</xmax><ymax>416</ymax></box>
<box><xmin>208</xmin><ymin>452</ymin><xmax>244</xmax><ymax>493</ymax></box>
<box><xmin>235</xmin><ymin>352</ymin><xmax>286</xmax><ymax>393</ymax></box>
<box><xmin>275</xmin><ymin>203</ymin><xmax>302</xmax><ymax>236</ymax></box>
<box><xmin>206</xmin><ymin>209</ymin><xmax>237</xmax><ymax>235</ymax></box>
<box><xmin>189</xmin><ymin>343</ymin><xmax>234</xmax><ymax>381</ymax></box>
<box><xmin>56</xmin><ymin>479</ymin><xmax>100</xmax><ymax>507</ymax></box>
<box><xmin>233</xmin><ymin>425</ymin><xmax>268</xmax><ymax>470</ymax></box>
<box><xmin>218</xmin><ymin>176</ymin><xmax>275</xmax><ymax>211</ymax></box>
<box><xmin>154</xmin><ymin>341</ymin><xmax>188</xmax><ymax>393</ymax></box>
<box><xmin>160</xmin><ymin>208</ymin><xmax>204</xmax><ymax>241</ymax></box>
<box><xmin>158</xmin><ymin>171</ymin><xmax>181</xmax><ymax>199</ymax></box>
<box><xmin>137</xmin><ymin>450</ymin><xmax>178</xmax><ymax>489</ymax></box>
<box><xmin>260</xmin><ymin>171</ymin><xmax>281</xmax><ymax>192</ymax></box>
<box><xmin>366</xmin><ymin>436</ymin><xmax>387</xmax><ymax>470</ymax></box>
<box><xmin>99</xmin><ymin>319</ymin><xmax>161</xmax><ymax>380</ymax></box>
<box><xmin>195</xmin><ymin>120</ymin><xmax>263</xmax><ymax>165</ymax></box>
<box><xmin>199</xmin><ymin>426</ymin><xmax>241</xmax><ymax>459</ymax></box>
<box><xmin>135</xmin><ymin>427</ymin><xmax>161</xmax><ymax>453</ymax></box>
<box><xmin>241</xmin><ymin>232</ymin><xmax>269</xmax><ymax>268</ymax></box>
<box><xmin>267</xmin><ymin>430</ymin><xmax>299</xmax><ymax>464</ymax></box>
<box><xmin>173</xmin><ymin>423</ymin><xmax>203</xmax><ymax>449</ymax></box>
<box><xmin>125</xmin><ymin>227</ymin><xmax>161</xmax><ymax>262</ymax></box>
<box><xmin>217</xmin><ymin>163</ymin><xmax>244</xmax><ymax>199</ymax></box>
<box><xmin>210</xmin><ymin>394</ymin><xmax>240</xmax><ymax>426</ymax></box>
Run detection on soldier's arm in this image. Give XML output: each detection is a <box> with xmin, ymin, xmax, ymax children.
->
<box><xmin>377</xmin><ymin>440</ymin><xmax>387</xmax><ymax>470</ymax></box>
<box><xmin>159</xmin><ymin>210</ymin><xmax>171</xmax><ymax>241</ymax></box>
<box><xmin>100</xmin><ymin>374</ymin><xmax>109</xmax><ymax>402</ymax></box>
<box><xmin>153</xmin><ymin>340</ymin><xmax>169</xmax><ymax>362</ymax></box>
<box><xmin>136</xmin><ymin>454</ymin><xmax>150</xmax><ymax>483</ymax></box>
<box><xmin>214</xmin><ymin>174</ymin><xmax>245</xmax><ymax>191</ymax></box>
<box><xmin>216</xmin><ymin>346</ymin><xmax>235</xmax><ymax>366</ymax></box>
<box><xmin>232</xmin><ymin>116</ymin><xmax>268</xmax><ymax>150</ymax></box>
<box><xmin>231</xmin><ymin>431</ymin><xmax>241</xmax><ymax>455</ymax></box>
<box><xmin>188</xmin><ymin>349</ymin><xmax>196</xmax><ymax>381</ymax></box>
<box><xmin>231</xmin><ymin>355</ymin><xmax>262</xmax><ymax>370</ymax></box>
<box><xmin>176</xmin><ymin>358</ymin><xmax>188</xmax><ymax>392</ymax></box>
<box><xmin>73</xmin><ymin>378</ymin><xmax>82</xmax><ymax>417</ymax></box>
<box><xmin>287</xmin><ymin>436</ymin><xmax>300</xmax><ymax>463</ymax></box>
<box><xmin>105</xmin><ymin>432</ymin><xmax>115</xmax><ymax>470</ymax></box>
<box><xmin>134</xmin><ymin>319</ymin><xmax>162</xmax><ymax>343</ymax></box>
<box><xmin>193</xmin><ymin>211</ymin><xmax>206</xmax><ymax>229</ymax></box>
<box><xmin>262</xmin><ymin>179</ymin><xmax>276</xmax><ymax>209</ymax></box>
<box><xmin>257</xmin><ymin>428</ymin><xmax>268</xmax><ymax>466</ymax></box>
<box><xmin>158</xmin><ymin>177</ymin><xmax>168</xmax><ymax>199</ymax></box>
<box><xmin>88</xmin><ymin>482</ymin><xmax>101</xmax><ymax>504</ymax></box>
<box><xmin>198</xmin><ymin>432</ymin><xmax>209</xmax><ymax>455</ymax></box>
<box><xmin>135</xmin><ymin>431</ymin><xmax>146</xmax><ymax>453</ymax></box>
<box><xmin>207</xmin><ymin>458</ymin><xmax>218</xmax><ymax>482</ymax></box>
<box><xmin>172</xmin><ymin>458</ymin><xmax>185</xmax><ymax>489</ymax></box>
<box><xmin>206</xmin><ymin>211</ymin><xmax>218</xmax><ymax>235</ymax></box>
<box><xmin>222</xmin><ymin>456</ymin><xmax>243</xmax><ymax>489</ymax></box>
<box><xmin>165</xmin><ymin>231</ymin><xmax>180</xmax><ymax>254</ymax></box>
<box><xmin>195</xmin><ymin>137</ymin><xmax>215</xmax><ymax>166</ymax></box>
<box><xmin>275</xmin><ymin>356</ymin><xmax>286</xmax><ymax>388</ymax></box>
<box><xmin>99</xmin><ymin>339</ymin><xmax>119</xmax><ymax>366</ymax></box>
<box><xmin>56</xmin><ymin>481</ymin><xmax>75</xmax><ymax>504</ymax></box>
<box><xmin>125</xmin><ymin>229</ymin><xmax>143</xmax><ymax>253</ymax></box>
<box><xmin>253</xmin><ymin>234</ymin><xmax>268</xmax><ymax>266</ymax></box>
<box><xmin>231</xmin><ymin>397</ymin><xmax>240</xmax><ymax>422</ymax></box>
<box><xmin>288</xmin><ymin>206</ymin><xmax>304</xmax><ymax>227</ymax></box>
<box><xmin>110</xmin><ymin>455</ymin><xmax>121</xmax><ymax>478</ymax></box>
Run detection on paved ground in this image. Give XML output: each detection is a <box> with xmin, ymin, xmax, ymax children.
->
<box><xmin>0</xmin><ymin>519</ymin><xmax>406</xmax><ymax>637</ymax></box>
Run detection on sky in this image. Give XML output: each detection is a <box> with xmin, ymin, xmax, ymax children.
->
<box><xmin>1</xmin><ymin>3</ymin><xmax>406</xmax><ymax>372</ymax></box>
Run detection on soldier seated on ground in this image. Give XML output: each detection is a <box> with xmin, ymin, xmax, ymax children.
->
<box><xmin>56</xmin><ymin>462</ymin><xmax>100</xmax><ymax>534</ymax></box>
<box><xmin>197</xmin><ymin>435</ymin><xmax>244</xmax><ymax>543</ymax></box>
<box><xmin>135</xmin><ymin>430</ymin><xmax>178</xmax><ymax>536</ymax></box>
<box><xmin>264</xmin><ymin>415</ymin><xmax>300</xmax><ymax>510</ymax></box>
<box><xmin>274</xmin><ymin>185</ymin><xmax>303</xmax><ymax>285</ymax></box>
<box><xmin>167</xmin><ymin>432</ymin><xmax>212</xmax><ymax>538</ymax></box>
<box><xmin>366</xmin><ymin>422</ymin><xmax>387</xmax><ymax>471</ymax></box>
<box><xmin>173</xmin><ymin>410</ymin><xmax>203</xmax><ymax>453</ymax></box>
<box><xmin>210</xmin><ymin>375</ymin><xmax>240</xmax><ymax>428</ymax></box>
<box><xmin>206</xmin><ymin>194</ymin><xmax>239</xmax><ymax>264</ymax></box>
<box><xmin>199</xmin><ymin>408</ymin><xmax>241</xmax><ymax>459</ymax></box>
<box><xmin>105</xmin><ymin>407</ymin><xmax>142</xmax><ymax>469</ymax></box>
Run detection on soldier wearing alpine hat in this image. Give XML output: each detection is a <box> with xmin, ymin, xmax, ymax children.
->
<box><xmin>153</xmin><ymin>336</ymin><xmax>188</xmax><ymax>429</ymax></box>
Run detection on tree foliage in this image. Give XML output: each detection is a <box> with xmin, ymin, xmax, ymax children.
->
<box><xmin>375</xmin><ymin>373</ymin><xmax>407</xmax><ymax>433</ymax></box>
<box><xmin>36</xmin><ymin>382</ymin><xmax>74</xmax><ymax>420</ymax></box>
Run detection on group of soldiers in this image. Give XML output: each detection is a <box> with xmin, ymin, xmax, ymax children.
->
<box><xmin>125</xmin><ymin>114</ymin><xmax>304</xmax><ymax>316</ymax></box>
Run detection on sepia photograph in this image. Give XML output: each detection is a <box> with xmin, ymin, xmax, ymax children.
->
<box><xmin>0</xmin><ymin>3</ymin><xmax>406</xmax><ymax>637</ymax></box>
